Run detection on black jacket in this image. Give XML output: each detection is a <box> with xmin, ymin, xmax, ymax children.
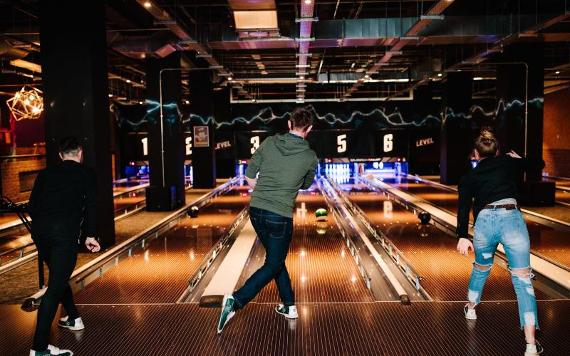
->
<box><xmin>456</xmin><ymin>155</ymin><xmax>544</xmax><ymax>238</ymax></box>
<box><xmin>28</xmin><ymin>160</ymin><xmax>97</xmax><ymax>241</ymax></box>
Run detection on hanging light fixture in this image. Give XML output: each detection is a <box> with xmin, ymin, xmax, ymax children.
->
<box><xmin>6</xmin><ymin>86</ymin><xmax>44</xmax><ymax>121</ymax></box>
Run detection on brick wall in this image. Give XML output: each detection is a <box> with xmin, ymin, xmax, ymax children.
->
<box><xmin>0</xmin><ymin>156</ymin><xmax>46</xmax><ymax>202</ymax></box>
<box><xmin>543</xmin><ymin>87</ymin><xmax>570</xmax><ymax>177</ymax></box>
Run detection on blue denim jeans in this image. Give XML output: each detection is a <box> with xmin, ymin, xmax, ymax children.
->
<box><xmin>233</xmin><ymin>207</ymin><xmax>294</xmax><ymax>309</ymax></box>
<box><xmin>467</xmin><ymin>204</ymin><xmax>539</xmax><ymax>328</ymax></box>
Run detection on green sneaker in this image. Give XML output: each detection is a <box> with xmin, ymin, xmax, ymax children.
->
<box><xmin>217</xmin><ymin>294</ymin><xmax>236</xmax><ymax>334</ymax></box>
<box><xmin>275</xmin><ymin>304</ymin><xmax>298</xmax><ymax>319</ymax></box>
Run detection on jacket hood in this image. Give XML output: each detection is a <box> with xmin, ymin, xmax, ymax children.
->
<box><xmin>274</xmin><ymin>133</ymin><xmax>311</xmax><ymax>156</ymax></box>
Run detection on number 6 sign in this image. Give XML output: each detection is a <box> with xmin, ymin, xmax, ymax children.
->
<box><xmin>383</xmin><ymin>134</ymin><xmax>393</xmax><ymax>153</ymax></box>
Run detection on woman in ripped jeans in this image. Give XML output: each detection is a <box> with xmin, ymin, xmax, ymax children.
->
<box><xmin>456</xmin><ymin>129</ymin><xmax>543</xmax><ymax>356</ymax></box>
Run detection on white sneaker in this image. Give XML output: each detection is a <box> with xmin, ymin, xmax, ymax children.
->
<box><xmin>29</xmin><ymin>344</ymin><xmax>74</xmax><ymax>355</ymax></box>
<box><xmin>464</xmin><ymin>304</ymin><xmax>477</xmax><ymax>320</ymax></box>
<box><xmin>58</xmin><ymin>316</ymin><xmax>85</xmax><ymax>331</ymax></box>
<box><xmin>524</xmin><ymin>340</ymin><xmax>544</xmax><ymax>356</ymax></box>
<box><xmin>275</xmin><ymin>304</ymin><xmax>298</xmax><ymax>319</ymax></box>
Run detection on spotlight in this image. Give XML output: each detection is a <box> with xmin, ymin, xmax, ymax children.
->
<box><xmin>143</xmin><ymin>1</ymin><xmax>151</xmax><ymax>9</ymax></box>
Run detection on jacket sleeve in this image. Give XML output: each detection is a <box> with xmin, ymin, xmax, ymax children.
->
<box><xmin>300</xmin><ymin>155</ymin><xmax>318</xmax><ymax>190</ymax></box>
<box><xmin>28</xmin><ymin>170</ymin><xmax>45</xmax><ymax>219</ymax></box>
<box><xmin>245</xmin><ymin>138</ymin><xmax>269</xmax><ymax>179</ymax></box>
<box><xmin>456</xmin><ymin>175</ymin><xmax>473</xmax><ymax>239</ymax></box>
<box><xmin>512</xmin><ymin>156</ymin><xmax>545</xmax><ymax>172</ymax></box>
<box><xmin>83</xmin><ymin>169</ymin><xmax>97</xmax><ymax>238</ymax></box>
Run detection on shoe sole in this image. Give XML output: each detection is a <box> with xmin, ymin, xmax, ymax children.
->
<box><xmin>58</xmin><ymin>324</ymin><xmax>84</xmax><ymax>331</ymax></box>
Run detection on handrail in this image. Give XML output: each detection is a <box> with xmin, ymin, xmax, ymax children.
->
<box><xmin>70</xmin><ymin>177</ymin><xmax>238</xmax><ymax>288</ymax></box>
<box><xmin>407</xmin><ymin>174</ymin><xmax>570</xmax><ymax>230</ymax></box>
<box><xmin>178</xmin><ymin>207</ymin><xmax>249</xmax><ymax>302</ymax></box>
<box><xmin>0</xmin><ymin>154</ymin><xmax>45</xmax><ymax>160</ymax></box>
<box><xmin>319</xmin><ymin>177</ymin><xmax>410</xmax><ymax>304</ymax></box>
<box><xmin>327</xmin><ymin>178</ymin><xmax>432</xmax><ymax>301</ymax></box>
<box><xmin>365</xmin><ymin>175</ymin><xmax>570</xmax><ymax>292</ymax></box>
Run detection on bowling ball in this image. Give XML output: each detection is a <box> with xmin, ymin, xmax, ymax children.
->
<box><xmin>188</xmin><ymin>206</ymin><xmax>199</xmax><ymax>218</ymax></box>
<box><xmin>418</xmin><ymin>211</ymin><xmax>431</xmax><ymax>225</ymax></box>
<box><xmin>315</xmin><ymin>208</ymin><xmax>328</xmax><ymax>221</ymax></box>
<box><xmin>315</xmin><ymin>221</ymin><xmax>328</xmax><ymax>235</ymax></box>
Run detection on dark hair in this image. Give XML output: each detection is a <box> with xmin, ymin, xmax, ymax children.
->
<box><xmin>474</xmin><ymin>128</ymin><xmax>498</xmax><ymax>158</ymax></box>
<box><xmin>290</xmin><ymin>107</ymin><xmax>314</xmax><ymax>131</ymax></box>
<box><xmin>58</xmin><ymin>137</ymin><xmax>82</xmax><ymax>154</ymax></box>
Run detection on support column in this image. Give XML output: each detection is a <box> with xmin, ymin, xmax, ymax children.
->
<box><xmin>496</xmin><ymin>43</ymin><xmax>554</xmax><ymax>205</ymax></box>
<box><xmin>410</xmin><ymin>84</ymin><xmax>440</xmax><ymax>175</ymax></box>
<box><xmin>213</xmin><ymin>87</ymin><xmax>234</xmax><ymax>178</ymax></box>
<box><xmin>145</xmin><ymin>53</ymin><xmax>185</xmax><ymax>210</ymax></box>
<box><xmin>189</xmin><ymin>71</ymin><xmax>216</xmax><ymax>188</ymax></box>
<box><xmin>40</xmin><ymin>0</ymin><xmax>115</xmax><ymax>247</ymax></box>
<box><xmin>440</xmin><ymin>72</ymin><xmax>473</xmax><ymax>185</ymax></box>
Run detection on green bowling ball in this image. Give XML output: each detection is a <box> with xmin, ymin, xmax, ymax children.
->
<box><xmin>315</xmin><ymin>208</ymin><xmax>328</xmax><ymax>221</ymax></box>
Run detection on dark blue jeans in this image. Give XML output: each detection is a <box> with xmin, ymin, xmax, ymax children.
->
<box><xmin>233</xmin><ymin>207</ymin><xmax>294</xmax><ymax>309</ymax></box>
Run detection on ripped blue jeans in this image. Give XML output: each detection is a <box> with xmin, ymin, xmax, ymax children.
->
<box><xmin>467</xmin><ymin>203</ymin><xmax>539</xmax><ymax>329</ymax></box>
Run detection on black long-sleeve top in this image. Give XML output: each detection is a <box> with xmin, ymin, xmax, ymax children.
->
<box><xmin>28</xmin><ymin>160</ymin><xmax>97</xmax><ymax>241</ymax></box>
<box><xmin>456</xmin><ymin>155</ymin><xmax>544</xmax><ymax>238</ymax></box>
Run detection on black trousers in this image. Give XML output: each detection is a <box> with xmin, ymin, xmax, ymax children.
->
<box><xmin>32</xmin><ymin>231</ymin><xmax>80</xmax><ymax>351</ymax></box>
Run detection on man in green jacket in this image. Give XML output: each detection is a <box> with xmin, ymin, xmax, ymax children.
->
<box><xmin>217</xmin><ymin>107</ymin><xmax>318</xmax><ymax>333</ymax></box>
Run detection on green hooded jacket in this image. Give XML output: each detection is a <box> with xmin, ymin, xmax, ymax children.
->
<box><xmin>245</xmin><ymin>133</ymin><xmax>318</xmax><ymax>218</ymax></box>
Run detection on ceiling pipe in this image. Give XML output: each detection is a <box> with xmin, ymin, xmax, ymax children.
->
<box><xmin>345</xmin><ymin>0</ymin><xmax>454</xmax><ymax>98</ymax></box>
<box><xmin>296</xmin><ymin>0</ymin><xmax>317</xmax><ymax>102</ymax></box>
<box><xmin>135</xmin><ymin>0</ymin><xmax>251</xmax><ymax>99</ymax></box>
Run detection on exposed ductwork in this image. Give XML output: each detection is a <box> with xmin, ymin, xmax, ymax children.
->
<box><xmin>296</xmin><ymin>0</ymin><xmax>316</xmax><ymax>102</ymax></box>
<box><xmin>0</xmin><ymin>38</ymin><xmax>30</xmax><ymax>59</ymax></box>
<box><xmin>344</xmin><ymin>0</ymin><xmax>455</xmax><ymax>98</ymax></box>
<box><xmin>136</xmin><ymin>0</ymin><xmax>252</xmax><ymax>99</ymax></box>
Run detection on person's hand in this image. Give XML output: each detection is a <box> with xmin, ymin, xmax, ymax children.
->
<box><xmin>245</xmin><ymin>176</ymin><xmax>257</xmax><ymax>189</ymax></box>
<box><xmin>506</xmin><ymin>150</ymin><xmax>522</xmax><ymax>159</ymax></box>
<box><xmin>85</xmin><ymin>237</ymin><xmax>101</xmax><ymax>252</ymax></box>
<box><xmin>457</xmin><ymin>238</ymin><xmax>473</xmax><ymax>256</ymax></box>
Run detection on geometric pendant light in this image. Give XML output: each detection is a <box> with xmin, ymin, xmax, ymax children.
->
<box><xmin>6</xmin><ymin>86</ymin><xmax>44</xmax><ymax>121</ymax></box>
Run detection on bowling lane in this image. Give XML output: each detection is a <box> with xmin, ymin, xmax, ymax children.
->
<box><xmin>113</xmin><ymin>188</ymin><xmax>146</xmax><ymax>214</ymax></box>
<box><xmin>0</xmin><ymin>213</ymin><xmax>19</xmax><ymax>228</ymax></box>
<box><xmin>0</xmin><ymin>183</ymin><xmax>151</xmax><ymax>263</ymax></box>
<box><xmin>544</xmin><ymin>176</ymin><xmax>570</xmax><ymax>190</ymax></box>
<box><xmin>555</xmin><ymin>189</ymin><xmax>570</xmax><ymax>204</ymax></box>
<box><xmin>245</xmin><ymin>190</ymin><xmax>375</xmax><ymax>304</ymax></box>
<box><xmin>74</xmin><ymin>188</ymin><xmax>249</xmax><ymax>304</ymax></box>
<box><xmin>347</xmin><ymin>188</ymin><xmax>553</xmax><ymax>301</ymax></box>
<box><xmin>380</xmin><ymin>175</ymin><xmax>570</xmax><ymax>270</ymax></box>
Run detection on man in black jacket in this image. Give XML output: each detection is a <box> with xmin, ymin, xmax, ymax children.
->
<box><xmin>29</xmin><ymin>137</ymin><xmax>100</xmax><ymax>356</ymax></box>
